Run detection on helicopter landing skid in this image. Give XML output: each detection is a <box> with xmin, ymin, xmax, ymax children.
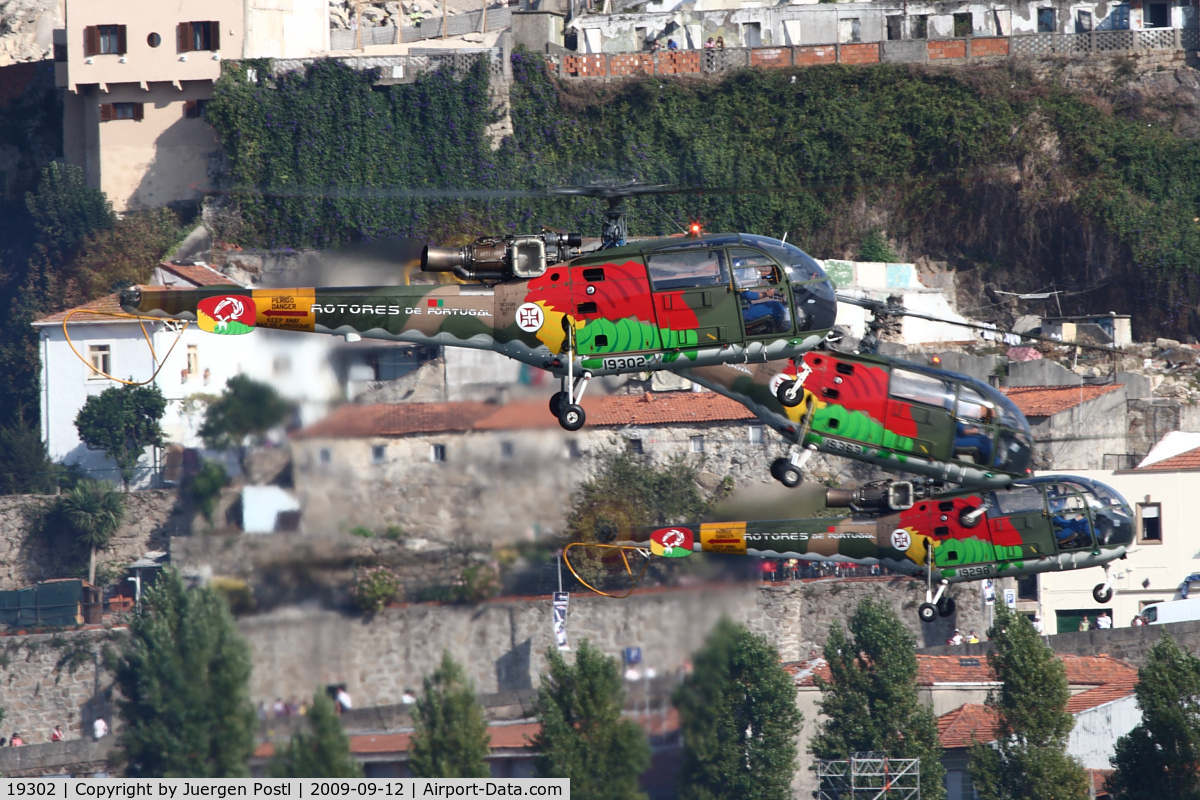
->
<box><xmin>919</xmin><ymin>548</ymin><xmax>951</xmax><ymax>623</ymax></box>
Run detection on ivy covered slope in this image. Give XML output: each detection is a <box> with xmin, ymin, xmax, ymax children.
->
<box><xmin>207</xmin><ymin>54</ymin><xmax>1200</xmax><ymax>338</ymax></box>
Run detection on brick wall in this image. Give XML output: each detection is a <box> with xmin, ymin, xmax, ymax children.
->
<box><xmin>657</xmin><ymin>50</ymin><xmax>701</xmax><ymax>74</ymax></box>
<box><xmin>563</xmin><ymin>54</ymin><xmax>606</xmax><ymax>77</ymax></box>
<box><xmin>970</xmin><ymin>37</ymin><xmax>1010</xmax><ymax>57</ymax></box>
<box><xmin>840</xmin><ymin>42</ymin><xmax>881</xmax><ymax>65</ymax></box>
<box><xmin>750</xmin><ymin>47</ymin><xmax>792</xmax><ymax>68</ymax></box>
<box><xmin>608</xmin><ymin>53</ymin><xmax>652</xmax><ymax>76</ymax></box>
<box><xmin>928</xmin><ymin>39</ymin><xmax>968</xmax><ymax>59</ymax></box>
<box><xmin>795</xmin><ymin>45</ymin><xmax>837</xmax><ymax>66</ymax></box>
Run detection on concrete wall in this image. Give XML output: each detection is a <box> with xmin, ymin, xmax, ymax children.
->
<box><xmin>1029</xmin><ymin>386</ymin><xmax>1128</xmax><ymax>470</ymax></box>
<box><xmin>244</xmin><ymin>0</ymin><xmax>330</xmax><ymax>59</ymax></box>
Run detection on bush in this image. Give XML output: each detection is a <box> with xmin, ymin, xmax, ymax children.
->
<box><xmin>858</xmin><ymin>230</ymin><xmax>899</xmax><ymax>263</ymax></box>
<box><xmin>350</xmin><ymin>567</ymin><xmax>401</xmax><ymax>612</ymax></box>
<box><xmin>455</xmin><ymin>564</ymin><xmax>500</xmax><ymax>604</ymax></box>
<box><xmin>349</xmin><ymin>526</ymin><xmax>375</xmax><ymax>539</ymax></box>
<box><xmin>189</xmin><ymin>460</ymin><xmax>229</xmax><ymax>522</ymax></box>
<box><xmin>384</xmin><ymin>525</ymin><xmax>404</xmax><ymax>542</ymax></box>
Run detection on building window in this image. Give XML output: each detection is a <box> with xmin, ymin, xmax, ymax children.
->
<box><xmin>1076</xmin><ymin>10</ymin><xmax>1093</xmax><ymax>32</ymax></box>
<box><xmin>186</xmin><ymin>344</ymin><xmax>199</xmax><ymax>377</ymax></box>
<box><xmin>1017</xmin><ymin>574</ymin><xmax>1039</xmax><ymax>601</ymax></box>
<box><xmin>953</xmin><ymin>12</ymin><xmax>973</xmax><ymax>37</ymax></box>
<box><xmin>501</xmin><ymin>441</ymin><xmax>514</xmax><ymax>459</ymax></box>
<box><xmin>319</xmin><ymin>448</ymin><xmax>332</xmax><ymax>464</ymax></box>
<box><xmin>147</xmin><ymin>32</ymin><xmax>162</xmax><ymax>48</ymax></box>
<box><xmin>99</xmin><ymin>103</ymin><xmax>144</xmax><ymax>122</ymax></box>
<box><xmin>1138</xmin><ymin>503</ymin><xmax>1162</xmax><ymax>543</ymax></box>
<box><xmin>1146</xmin><ymin>2</ymin><xmax>1169</xmax><ymax>27</ymax></box>
<box><xmin>628</xmin><ymin>438</ymin><xmax>644</xmax><ymax>455</ymax></box>
<box><xmin>372</xmin><ymin>445</ymin><xmax>386</xmax><ymax>464</ymax></box>
<box><xmin>431</xmin><ymin>443</ymin><xmax>446</xmax><ymax>463</ymax></box>
<box><xmin>54</xmin><ymin>43</ymin><xmax>67</xmax><ymax>62</ymax></box>
<box><xmin>184</xmin><ymin>99</ymin><xmax>210</xmax><ymax>119</ymax></box>
<box><xmin>886</xmin><ymin>15</ymin><xmax>903</xmax><ymax>40</ymax></box>
<box><xmin>84</xmin><ymin>25</ymin><xmax>126</xmax><ymax>56</ymax></box>
<box><xmin>1037</xmin><ymin>7</ymin><xmax>1056</xmax><ymax>32</ymax></box>
<box><xmin>178</xmin><ymin>21</ymin><xmax>220</xmax><ymax>52</ymax></box>
<box><xmin>912</xmin><ymin>15</ymin><xmax>928</xmax><ymax>39</ymax></box>
<box><xmin>87</xmin><ymin>344</ymin><xmax>111</xmax><ymax>380</ymax></box>
<box><xmin>690</xmin><ymin>436</ymin><xmax>705</xmax><ymax>454</ymax></box>
<box><xmin>748</xmin><ymin>425</ymin><xmax>764</xmax><ymax>444</ymax></box>
<box><xmin>566</xmin><ymin>441</ymin><xmax>582</xmax><ymax>459</ymax></box>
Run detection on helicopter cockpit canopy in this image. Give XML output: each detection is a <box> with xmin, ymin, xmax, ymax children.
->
<box><xmin>1023</xmin><ymin>475</ymin><xmax>1135</xmax><ymax>549</ymax></box>
<box><xmin>739</xmin><ymin>234</ymin><xmax>839</xmax><ymax>333</ymax></box>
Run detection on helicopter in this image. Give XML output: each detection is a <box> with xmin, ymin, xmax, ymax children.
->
<box><xmin>117</xmin><ymin>182</ymin><xmax>1038</xmax><ymax>493</ymax></box>
<box><xmin>564</xmin><ymin>475</ymin><xmax>1135</xmax><ymax>623</ymax></box>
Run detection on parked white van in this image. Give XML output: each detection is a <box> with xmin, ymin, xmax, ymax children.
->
<box><xmin>1143</xmin><ymin>599</ymin><xmax>1200</xmax><ymax>625</ymax></box>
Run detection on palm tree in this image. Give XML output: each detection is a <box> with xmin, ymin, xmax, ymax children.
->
<box><xmin>58</xmin><ymin>480</ymin><xmax>125</xmax><ymax>584</ymax></box>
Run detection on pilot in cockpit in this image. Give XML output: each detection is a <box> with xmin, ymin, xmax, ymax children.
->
<box><xmin>734</xmin><ymin>261</ymin><xmax>789</xmax><ymax>334</ymax></box>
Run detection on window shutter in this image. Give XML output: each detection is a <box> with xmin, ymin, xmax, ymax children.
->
<box><xmin>177</xmin><ymin>22</ymin><xmax>189</xmax><ymax>52</ymax></box>
<box><xmin>117</xmin><ymin>25</ymin><xmax>127</xmax><ymax>54</ymax></box>
<box><xmin>84</xmin><ymin>25</ymin><xmax>99</xmax><ymax>57</ymax></box>
<box><xmin>211</xmin><ymin>23</ymin><xmax>220</xmax><ymax>51</ymax></box>
<box><xmin>133</xmin><ymin>103</ymin><xmax>144</xmax><ymax>121</ymax></box>
<box><xmin>99</xmin><ymin>103</ymin><xmax>114</xmax><ymax>122</ymax></box>
<box><xmin>184</xmin><ymin>100</ymin><xmax>197</xmax><ymax>118</ymax></box>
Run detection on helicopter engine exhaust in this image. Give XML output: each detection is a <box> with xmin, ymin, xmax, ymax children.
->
<box><xmin>421</xmin><ymin>233</ymin><xmax>582</xmax><ymax>281</ymax></box>
<box><xmin>826</xmin><ymin>481</ymin><xmax>915</xmax><ymax>512</ymax></box>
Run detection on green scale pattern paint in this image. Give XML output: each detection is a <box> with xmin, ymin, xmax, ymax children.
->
<box><xmin>577</xmin><ymin>318</ymin><xmax>700</xmax><ymax>357</ymax></box>
<box><xmin>806</xmin><ymin>404</ymin><xmax>915</xmax><ymax>453</ymax></box>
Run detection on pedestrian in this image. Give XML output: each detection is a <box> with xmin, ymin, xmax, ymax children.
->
<box><xmin>1132</xmin><ymin>614</ymin><xmax>1146</xmax><ymax>627</ymax></box>
<box><xmin>10</xmin><ymin>733</ymin><xmax>22</xmax><ymax>747</ymax></box>
<box><xmin>273</xmin><ymin>697</ymin><xmax>285</xmax><ymax>718</ymax></box>
<box><xmin>1079</xmin><ymin>616</ymin><xmax>1091</xmax><ymax>632</ymax></box>
<box><xmin>257</xmin><ymin>701</ymin><xmax>267</xmax><ymax>721</ymax></box>
<box><xmin>947</xmin><ymin>629</ymin><xmax>963</xmax><ymax>646</ymax></box>
<box><xmin>667</xmin><ymin>38</ymin><xmax>678</xmax><ymax>50</ymax></box>
<box><xmin>402</xmin><ymin>689</ymin><xmax>417</xmax><ymax>705</ymax></box>
<box><xmin>1097</xmin><ymin>611</ymin><xmax>1112</xmax><ymax>629</ymax></box>
<box><xmin>704</xmin><ymin>36</ymin><xmax>715</xmax><ymax>49</ymax></box>
<box><xmin>92</xmin><ymin>718</ymin><xmax>108</xmax><ymax>741</ymax></box>
<box><xmin>51</xmin><ymin>725</ymin><xmax>64</xmax><ymax>742</ymax></box>
<box><xmin>967</xmin><ymin>630</ymin><xmax>979</xmax><ymax>644</ymax></box>
<box><xmin>1032</xmin><ymin>615</ymin><xmax>1044</xmax><ymax>634</ymax></box>
<box><xmin>335</xmin><ymin>685</ymin><xmax>353</xmax><ymax>713</ymax></box>
<box><xmin>716</xmin><ymin>35</ymin><xmax>725</xmax><ymax>49</ymax></box>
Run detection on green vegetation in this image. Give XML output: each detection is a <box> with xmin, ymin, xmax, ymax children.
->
<box><xmin>25</xmin><ymin>163</ymin><xmax>115</xmax><ymax>262</ymax></box>
<box><xmin>349</xmin><ymin>566</ymin><xmax>401</xmax><ymax>612</ymax></box>
<box><xmin>1109</xmin><ymin>634</ymin><xmax>1200</xmax><ymax>800</ymax></box>
<box><xmin>108</xmin><ymin>569</ymin><xmax>257</xmax><ymax>777</ymax></box>
<box><xmin>674</xmin><ymin>619</ymin><xmax>801</xmax><ymax>800</ymax></box>
<box><xmin>0</xmin><ymin>411</ymin><xmax>57</xmax><ymax>495</ymax></box>
<box><xmin>199</xmin><ymin>375</ymin><xmax>293</xmax><ymax>451</ymax></box>
<box><xmin>812</xmin><ymin>598</ymin><xmax>944</xmax><ymax>799</ymax></box>
<box><xmin>74</xmin><ymin>384</ymin><xmax>167</xmax><ymax>489</ymax></box>
<box><xmin>56</xmin><ymin>480</ymin><xmax>125</xmax><ymax>585</ymax></box>
<box><xmin>857</xmin><ymin>230</ymin><xmax>898</xmax><ymax>263</ymax></box>
<box><xmin>269</xmin><ymin>692</ymin><xmax>362</xmax><ymax>778</ymax></box>
<box><xmin>409</xmin><ymin>652</ymin><xmax>491</xmax><ymax>778</ymax></box>
<box><xmin>533</xmin><ymin>640</ymin><xmax>650</xmax><ymax>799</ymax></box>
<box><xmin>188</xmin><ymin>460</ymin><xmax>229</xmax><ymax>522</ymax></box>
<box><xmin>207</xmin><ymin>55</ymin><xmax>1200</xmax><ymax>338</ymax></box>
<box><xmin>968</xmin><ymin>604</ymin><xmax>1089</xmax><ymax>800</ymax></box>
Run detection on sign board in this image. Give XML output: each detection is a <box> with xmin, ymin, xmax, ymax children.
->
<box><xmin>552</xmin><ymin>592</ymin><xmax>569</xmax><ymax>651</ymax></box>
<box><xmin>1004</xmin><ymin>589</ymin><xmax>1017</xmax><ymax>609</ymax></box>
<box><xmin>983</xmin><ymin>579</ymin><xmax>996</xmax><ymax>606</ymax></box>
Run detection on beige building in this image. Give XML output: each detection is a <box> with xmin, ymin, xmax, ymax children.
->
<box><xmin>54</xmin><ymin>0</ymin><xmax>328</xmax><ymax>211</ymax></box>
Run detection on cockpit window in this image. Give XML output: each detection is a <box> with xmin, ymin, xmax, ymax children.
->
<box><xmin>990</xmin><ymin>486</ymin><xmax>1044</xmax><ymax>515</ymax></box>
<box><xmin>956</xmin><ymin>386</ymin><xmax>993</xmax><ymax>422</ymax></box>
<box><xmin>646</xmin><ymin>248</ymin><xmax>729</xmax><ymax>290</ymax></box>
<box><xmin>890</xmin><ymin>369</ymin><xmax>955</xmax><ymax>411</ymax></box>
<box><xmin>737</xmin><ymin>235</ymin><xmax>838</xmax><ymax>333</ymax></box>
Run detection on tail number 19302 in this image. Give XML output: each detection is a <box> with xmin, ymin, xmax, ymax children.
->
<box><xmin>602</xmin><ymin>356</ymin><xmax>647</xmax><ymax>371</ymax></box>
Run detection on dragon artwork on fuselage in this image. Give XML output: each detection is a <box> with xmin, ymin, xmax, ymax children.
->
<box><xmin>568</xmin><ymin>476</ymin><xmax>1136</xmax><ymax>619</ymax></box>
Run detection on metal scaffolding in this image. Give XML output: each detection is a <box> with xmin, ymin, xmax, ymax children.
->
<box><xmin>817</xmin><ymin>752</ymin><xmax>920</xmax><ymax>800</ymax></box>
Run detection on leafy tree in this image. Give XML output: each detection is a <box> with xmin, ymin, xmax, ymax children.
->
<box><xmin>0</xmin><ymin>412</ymin><xmax>57</xmax><ymax>495</ymax></box>
<box><xmin>968</xmin><ymin>604</ymin><xmax>1089</xmax><ymax>800</ymax></box>
<box><xmin>268</xmin><ymin>691</ymin><xmax>362</xmax><ymax>778</ymax></box>
<box><xmin>674</xmin><ymin>618</ymin><xmax>801</xmax><ymax>800</ymax></box>
<box><xmin>68</xmin><ymin>208</ymin><xmax>181</xmax><ymax>301</ymax></box>
<box><xmin>811</xmin><ymin>598</ymin><xmax>945</xmax><ymax>800</ymax></box>
<box><xmin>24</xmin><ymin>163</ymin><xmax>115</xmax><ymax>260</ymax></box>
<box><xmin>1109</xmin><ymin>634</ymin><xmax>1200</xmax><ymax>800</ymax></box>
<box><xmin>858</xmin><ymin>230</ymin><xmax>898</xmax><ymax>263</ymax></box>
<box><xmin>188</xmin><ymin>460</ymin><xmax>229</xmax><ymax>522</ymax></box>
<box><xmin>57</xmin><ymin>480</ymin><xmax>125</xmax><ymax>584</ymax></box>
<box><xmin>534</xmin><ymin>640</ymin><xmax>649</xmax><ymax>800</ymax></box>
<box><xmin>108</xmin><ymin>569</ymin><xmax>257</xmax><ymax>777</ymax></box>
<box><xmin>199</xmin><ymin>375</ymin><xmax>292</xmax><ymax>452</ymax></box>
<box><xmin>409</xmin><ymin>651</ymin><xmax>491</xmax><ymax>778</ymax></box>
<box><xmin>75</xmin><ymin>384</ymin><xmax>166</xmax><ymax>489</ymax></box>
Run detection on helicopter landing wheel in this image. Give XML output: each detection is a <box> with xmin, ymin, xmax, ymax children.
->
<box><xmin>937</xmin><ymin>596</ymin><xmax>957</xmax><ymax>617</ymax></box>
<box><xmin>776</xmin><ymin>379</ymin><xmax>803</xmax><ymax>408</ymax></box>
<box><xmin>918</xmin><ymin>603</ymin><xmax>938</xmax><ymax>624</ymax></box>
<box><xmin>1093</xmin><ymin>583</ymin><xmax>1114</xmax><ymax>604</ymax></box>
<box><xmin>549</xmin><ymin>391</ymin><xmax>567</xmax><ymax>417</ymax></box>
<box><xmin>770</xmin><ymin>458</ymin><xmax>803</xmax><ymax>488</ymax></box>
<box><xmin>558</xmin><ymin>403</ymin><xmax>586</xmax><ymax>432</ymax></box>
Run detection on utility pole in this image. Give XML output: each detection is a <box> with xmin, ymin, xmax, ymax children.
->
<box><xmin>442</xmin><ymin>0</ymin><xmax>448</xmax><ymax>39</ymax></box>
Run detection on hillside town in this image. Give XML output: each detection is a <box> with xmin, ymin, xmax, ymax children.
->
<box><xmin>3</xmin><ymin>0</ymin><xmax>1200</xmax><ymax>795</ymax></box>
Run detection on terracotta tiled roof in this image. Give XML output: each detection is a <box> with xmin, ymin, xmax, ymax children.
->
<box><xmin>1002</xmin><ymin>384</ymin><xmax>1124</xmax><ymax>417</ymax></box>
<box><xmin>158</xmin><ymin>262</ymin><xmax>241</xmax><ymax>287</ymax></box>
<box><xmin>1091</xmin><ymin>769</ymin><xmax>1114</xmax><ymax>797</ymax></box>
<box><xmin>589</xmin><ymin>392</ymin><xmax>755</xmax><ymax>426</ymax></box>
<box><xmin>789</xmin><ymin>653</ymin><xmax>1135</xmax><ymax>688</ymax></box>
<box><xmin>937</xmin><ymin>703</ymin><xmax>1000</xmax><ymax>749</ymax></box>
<box><xmin>32</xmin><ymin>293</ymin><xmax>128</xmax><ymax>326</ymax></box>
<box><xmin>1137</xmin><ymin>445</ymin><xmax>1200</xmax><ymax>472</ymax></box>
<box><xmin>254</xmin><ymin>722</ymin><xmax>540</xmax><ymax>759</ymax></box>
<box><xmin>291</xmin><ymin>402</ymin><xmax>498</xmax><ymax>439</ymax></box>
<box><xmin>294</xmin><ymin>392</ymin><xmax>757</xmax><ymax>439</ymax></box>
<box><xmin>1065</xmin><ymin>679</ymin><xmax>1138</xmax><ymax>714</ymax></box>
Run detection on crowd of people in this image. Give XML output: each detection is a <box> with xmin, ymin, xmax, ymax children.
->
<box><xmin>647</xmin><ymin>35</ymin><xmax>726</xmax><ymax>52</ymax></box>
<box><xmin>0</xmin><ymin>720</ymin><xmax>104</xmax><ymax>747</ymax></box>
<box><xmin>760</xmin><ymin>559</ymin><xmax>893</xmax><ymax>582</ymax></box>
